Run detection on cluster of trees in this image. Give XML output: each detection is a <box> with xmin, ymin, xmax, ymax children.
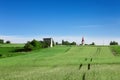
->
<box><xmin>83</xmin><ymin>42</ymin><xmax>95</xmax><ymax>46</ymax></box>
<box><xmin>62</xmin><ymin>40</ymin><xmax>76</xmax><ymax>45</ymax></box>
<box><xmin>24</xmin><ymin>40</ymin><xmax>41</xmax><ymax>51</ymax></box>
<box><xmin>0</xmin><ymin>39</ymin><xmax>11</xmax><ymax>44</ymax></box>
<box><xmin>24</xmin><ymin>39</ymin><xmax>53</xmax><ymax>51</ymax></box>
<box><xmin>110</xmin><ymin>41</ymin><xmax>118</xmax><ymax>45</ymax></box>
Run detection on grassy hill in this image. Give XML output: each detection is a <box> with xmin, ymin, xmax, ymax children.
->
<box><xmin>0</xmin><ymin>45</ymin><xmax>120</xmax><ymax>80</ymax></box>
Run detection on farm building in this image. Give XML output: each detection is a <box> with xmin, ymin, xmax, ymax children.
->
<box><xmin>43</xmin><ymin>38</ymin><xmax>54</xmax><ymax>47</ymax></box>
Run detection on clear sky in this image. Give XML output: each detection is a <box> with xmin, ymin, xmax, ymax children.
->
<box><xmin>0</xmin><ymin>0</ymin><xmax>120</xmax><ymax>44</ymax></box>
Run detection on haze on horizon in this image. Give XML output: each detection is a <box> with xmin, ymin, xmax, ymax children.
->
<box><xmin>0</xmin><ymin>0</ymin><xmax>120</xmax><ymax>45</ymax></box>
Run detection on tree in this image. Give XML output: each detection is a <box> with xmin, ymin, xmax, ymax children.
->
<box><xmin>52</xmin><ymin>40</ymin><xmax>55</xmax><ymax>46</ymax></box>
<box><xmin>64</xmin><ymin>41</ymin><xmax>70</xmax><ymax>45</ymax></box>
<box><xmin>24</xmin><ymin>40</ymin><xmax>42</xmax><ymax>51</ymax></box>
<box><xmin>40</xmin><ymin>41</ymin><xmax>49</xmax><ymax>48</ymax></box>
<box><xmin>0</xmin><ymin>39</ymin><xmax>4</xmax><ymax>44</ymax></box>
<box><xmin>110</xmin><ymin>41</ymin><xmax>118</xmax><ymax>45</ymax></box>
<box><xmin>62</xmin><ymin>40</ymin><xmax>77</xmax><ymax>45</ymax></box>
<box><xmin>24</xmin><ymin>41</ymin><xmax>34</xmax><ymax>51</ymax></box>
<box><xmin>6</xmin><ymin>41</ymin><xmax>11</xmax><ymax>44</ymax></box>
<box><xmin>62</xmin><ymin>40</ymin><xmax>64</xmax><ymax>45</ymax></box>
<box><xmin>56</xmin><ymin>42</ymin><xmax>58</xmax><ymax>45</ymax></box>
<box><xmin>31</xmin><ymin>39</ymin><xmax>42</xmax><ymax>49</ymax></box>
<box><xmin>62</xmin><ymin>40</ymin><xmax>70</xmax><ymax>45</ymax></box>
<box><xmin>91</xmin><ymin>42</ymin><xmax>95</xmax><ymax>45</ymax></box>
<box><xmin>71</xmin><ymin>42</ymin><xmax>76</xmax><ymax>45</ymax></box>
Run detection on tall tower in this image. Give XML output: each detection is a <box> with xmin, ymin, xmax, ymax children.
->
<box><xmin>81</xmin><ymin>37</ymin><xmax>84</xmax><ymax>45</ymax></box>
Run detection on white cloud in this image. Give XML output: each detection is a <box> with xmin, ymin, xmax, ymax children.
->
<box><xmin>0</xmin><ymin>35</ymin><xmax>120</xmax><ymax>45</ymax></box>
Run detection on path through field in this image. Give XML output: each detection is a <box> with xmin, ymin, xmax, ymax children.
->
<box><xmin>0</xmin><ymin>46</ymin><xmax>120</xmax><ymax>80</ymax></box>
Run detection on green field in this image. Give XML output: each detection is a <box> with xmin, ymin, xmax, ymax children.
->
<box><xmin>0</xmin><ymin>44</ymin><xmax>25</xmax><ymax>47</ymax></box>
<box><xmin>0</xmin><ymin>45</ymin><xmax>120</xmax><ymax>80</ymax></box>
<box><xmin>0</xmin><ymin>44</ymin><xmax>25</xmax><ymax>58</ymax></box>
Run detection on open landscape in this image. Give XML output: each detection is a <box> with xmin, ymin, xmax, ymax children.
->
<box><xmin>0</xmin><ymin>44</ymin><xmax>120</xmax><ymax>80</ymax></box>
<box><xmin>1</xmin><ymin>0</ymin><xmax>120</xmax><ymax>80</ymax></box>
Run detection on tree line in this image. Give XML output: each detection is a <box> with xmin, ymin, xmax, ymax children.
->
<box><xmin>110</xmin><ymin>41</ymin><xmax>118</xmax><ymax>45</ymax></box>
<box><xmin>61</xmin><ymin>40</ymin><xmax>76</xmax><ymax>45</ymax></box>
<box><xmin>0</xmin><ymin>39</ymin><xmax>11</xmax><ymax>44</ymax></box>
<box><xmin>0</xmin><ymin>38</ymin><xmax>119</xmax><ymax>52</ymax></box>
<box><xmin>0</xmin><ymin>39</ymin><xmax>119</xmax><ymax>46</ymax></box>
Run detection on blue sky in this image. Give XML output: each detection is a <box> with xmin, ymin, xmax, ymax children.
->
<box><xmin>0</xmin><ymin>0</ymin><xmax>120</xmax><ymax>44</ymax></box>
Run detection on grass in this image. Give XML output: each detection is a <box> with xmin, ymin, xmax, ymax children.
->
<box><xmin>0</xmin><ymin>45</ymin><xmax>120</xmax><ymax>80</ymax></box>
<box><xmin>110</xmin><ymin>45</ymin><xmax>120</xmax><ymax>56</ymax></box>
<box><xmin>0</xmin><ymin>43</ymin><xmax>25</xmax><ymax>47</ymax></box>
<box><xmin>0</xmin><ymin>43</ymin><xmax>25</xmax><ymax>58</ymax></box>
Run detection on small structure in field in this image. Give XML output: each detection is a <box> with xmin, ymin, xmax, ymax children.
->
<box><xmin>81</xmin><ymin>37</ymin><xmax>85</xmax><ymax>45</ymax></box>
<box><xmin>43</xmin><ymin>38</ymin><xmax>54</xmax><ymax>47</ymax></box>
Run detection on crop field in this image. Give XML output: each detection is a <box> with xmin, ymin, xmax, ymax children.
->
<box><xmin>0</xmin><ymin>45</ymin><xmax>120</xmax><ymax>80</ymax></box>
